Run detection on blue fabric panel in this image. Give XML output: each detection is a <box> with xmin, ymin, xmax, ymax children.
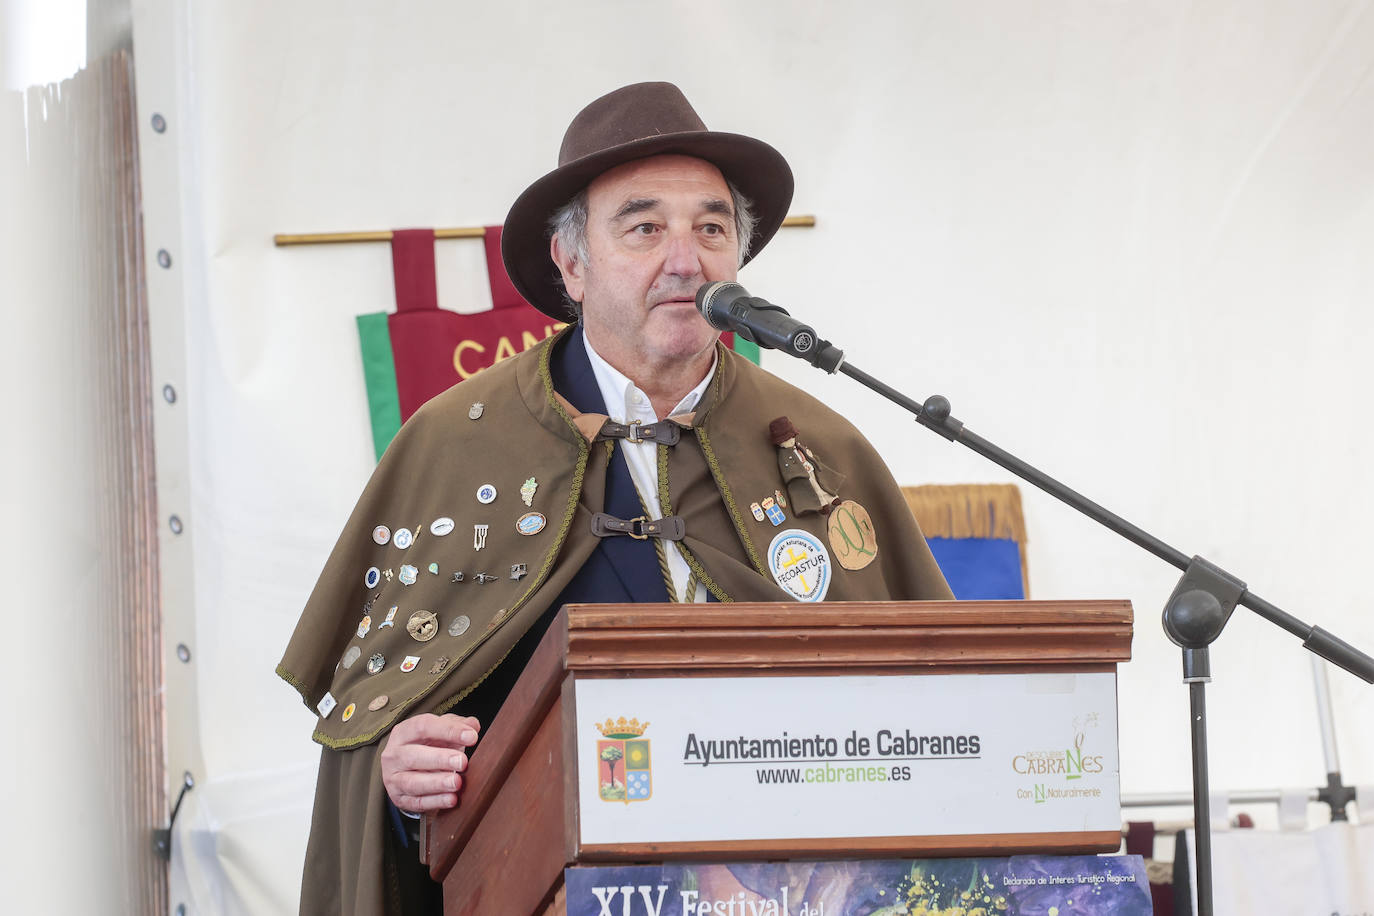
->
<box><xmin>925</xmin><ymin>536</ymin><xmax>1025</xmax><ymax>600</ymax></box>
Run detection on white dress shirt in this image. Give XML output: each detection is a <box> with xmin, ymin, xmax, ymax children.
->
<box><xmin>583</xmin><ymin>334</ymin><xmax>716</xmax><ymax>603</ymax></box>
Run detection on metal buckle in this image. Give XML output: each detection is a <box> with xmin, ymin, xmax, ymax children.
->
<box><xmin>626</xmin><ymin>420</ymin><xmax>645</xmax><ymax>444</ymax></box>
<box><xmin>628</xmin><ymin>515</ymin><xmax>649</xmax><ymax>539</ymax></box>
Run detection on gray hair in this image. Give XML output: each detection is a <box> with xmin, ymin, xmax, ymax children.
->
<box><xmin>548</xmin><ymin>180</ymin><xmax>758</xmax><ymax>314</ymax></box>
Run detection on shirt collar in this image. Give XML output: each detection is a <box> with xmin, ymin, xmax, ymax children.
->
<box><xmin>582</xmin><ymin>330</ymin><xmax>718</xmax><ymax>423</ymax></box>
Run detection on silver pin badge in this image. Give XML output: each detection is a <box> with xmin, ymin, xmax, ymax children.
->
<box><xmin>448</xmin><ymin>615</ymin><xmax>471</xmax><ymax>637</ymax></box>
<box><xmin>366</xmin><ymin>653</ymin><xmax>386</xmax><ymax>674</ymax></box>
<box><xmin>450</xmin><ymin>571</ymin><xmax>465</xmax><ymax>583</ymax></box>
<box><xmin>468</xmin><ymin>402</ymin><xmax>484</xmax><ymax>420</ymax></box>
<box><xmin>473</xmin><ymin>524</ymin><xmax>489</xmax><ymax>550</ymax></box>
<box><xmin>511</xmin><ymin>563</ymin><xmax>528</xmax><ymax>580</ymax></box>
<box><xmin>399</xmin><ymin>564</ymin><xmax>418</xmax><ymax>585</ymax></box>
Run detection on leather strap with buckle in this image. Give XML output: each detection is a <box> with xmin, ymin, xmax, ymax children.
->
<box><xmin>590</xmin><ymin>513</ymin><xmax>687</xmax><ymax>541</ymax></box>
<box><xmin>596</xmin><ymin>419</ymin><xmax>681</xmax><ymax>446</ymax></box>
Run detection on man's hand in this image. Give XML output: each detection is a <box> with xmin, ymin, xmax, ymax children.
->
<box><xmin>380</xmin><ymin>713</ymin><xmax>481</xmax><ymax>813</ymax></box>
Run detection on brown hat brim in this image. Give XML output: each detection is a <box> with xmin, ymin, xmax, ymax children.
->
<box><xmin>502</xmin><ymin>129</ymin><xmax>794</xmax><ymax>321</ymax></box>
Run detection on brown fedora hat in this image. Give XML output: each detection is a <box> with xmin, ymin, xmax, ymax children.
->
<box><xmin>502</xmin><ymin>81</ymin><xmax>794</xmax><ymax>320</ymax></box>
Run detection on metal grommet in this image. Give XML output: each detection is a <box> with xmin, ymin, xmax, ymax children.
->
<box><xmin>176</xmin><ymin>644</ymin><xmax>191</xmax><ymax>663</ymax></box>
<box><xmin>169</xmin><ymin>515</ymin><xmax>183</xmax><ymax>535</ymax></box>
<box><xmin>152</xmin><ymin>113</ymin><xmax>167</xmax><ymax>133</ymax></box>
<box><xmin>163</xmin><ymin>384</ymin><xmax>177</xmax><ymax>404</ymax></box>
<box><xmin>157</xmin><ymin>249</ymin><xmax>173</xmax><ymax>269</ymax></box>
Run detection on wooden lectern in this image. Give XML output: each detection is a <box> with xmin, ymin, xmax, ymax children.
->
<box><xmin>421</xmin><ymin>600</ymin><xmax>1132</xmax><ymax>915</ymax></box>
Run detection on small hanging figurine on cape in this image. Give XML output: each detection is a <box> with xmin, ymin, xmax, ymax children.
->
<box><xmin>769</xmin><ymin>415</ymin><xmax>843</xmax><ymax>516</ymax></box>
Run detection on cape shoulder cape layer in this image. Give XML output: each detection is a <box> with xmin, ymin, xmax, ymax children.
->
<box><xmin>279</xmin><ymin>328</ymin><xmax>950</xmax><ymax>750</ymax></box>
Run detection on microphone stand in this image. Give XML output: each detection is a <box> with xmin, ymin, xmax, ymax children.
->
<box><xmin>784</xmin><ymin>335</ymin><xmax>1374</xmax><ymax>916</ymax></box>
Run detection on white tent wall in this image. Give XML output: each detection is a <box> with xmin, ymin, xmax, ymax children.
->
<box><xmin>131</xmin><ymin>1</ymin><xmax>1374</xmax><ymax>912</ymax></box>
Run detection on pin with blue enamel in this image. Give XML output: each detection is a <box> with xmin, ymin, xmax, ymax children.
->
<box><xmin>516</xmin><ymin>512</ymin><xmax>545</xmax><ymax>536</ymax></box>
<box><xmin>766</xmin><ymin>529</ymin><xmax>832</xmax><ymax>603</ymax></box>
<box><xmin>428</xmin><ymin>562</ymin><xmax>439</xmax><ymax>575</ymax></box>
<box><xmin>750</xmin><ymin>502</ymin><xmax>765</xmax><ymax>522</ymax></box>
<box><xmin>364</xmin><ymin>567</ymin><xmax>381</xmax><ymax>589</ymax></box>
<box><xmin>765</xmin><ymin>503</ymin><xmax>786</xmax><ymax>526</ymax></box>
<box><xmin>372</xmin><ymin>525</ymin><xmax>391</xmax><ymax>546</ymax></box>
<box><xmin>317</xmin><ymin>692</ymin><xmax>337</xmax><ymax>719</ymax></box>
<box><xmin>476</xmin><ymin>484</ymin><xmax>497</xmax><ymax>505</ymax></box>
<box><xmin>379</xmin><ymin>606</ymin><xmax>398</xmax><ymax>629</ymax></box>
<box><xmin>399</xmin><ymin>564</ymin><xmax>418</xmax><ymax>586</ymax></box>
<box><xmin>394</xmin><ymin>527</ymin><xmax>413</xmax><ymax>550</ymax></box>
<box><xmin>366</xmin><ymin>653</ymin><xmax>386</xmax><ymax>674</ymax></box>
<box><xmin>430</xmin><ymin>517</ymin><xmax>455</xmax><ymax>537</ymax></box>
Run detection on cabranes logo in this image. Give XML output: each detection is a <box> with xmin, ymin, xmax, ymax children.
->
<box><xmin>595</xmin><ymin>717</ymin><xmax>652</xmax><ymax>804</ymax></box>
<box><xmin>1012</xmin><ymin>713</ymin><xmax>1105</xmax><ymax>802</ymax></box>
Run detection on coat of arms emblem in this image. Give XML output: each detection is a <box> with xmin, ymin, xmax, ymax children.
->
<box><xmin>595</xmin><ymin>717</ymin><xmax>651</xmax><ymax>803</ymax></box>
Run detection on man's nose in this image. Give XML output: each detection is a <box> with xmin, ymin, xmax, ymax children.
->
<box><xmin>660</xmin><ymin>229</ymin><xmax>703</xmax><ymax>279</ymax></box>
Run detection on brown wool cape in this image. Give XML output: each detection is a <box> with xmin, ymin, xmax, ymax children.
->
<box><xmin>278</xmin><ymin>327</ymin><xmax>952</xmax><ymax>915</ymax></box>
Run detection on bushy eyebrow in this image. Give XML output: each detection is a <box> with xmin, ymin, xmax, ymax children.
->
<box><xmin>610</xmin><ymin>197</ymin><xmax>735</xmax><ymax>222</ymax></box>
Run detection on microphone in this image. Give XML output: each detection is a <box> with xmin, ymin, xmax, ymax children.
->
<box><xmin>695</xmin><ymin>281</ymin><xmax>845</xmax><ymax>371</ymax></box>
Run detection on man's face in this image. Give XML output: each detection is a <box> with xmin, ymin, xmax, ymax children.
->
<box><xmin>554</xmin><ymin>154</ymin><xmax>739</xmax><ymax>373</ymax></box>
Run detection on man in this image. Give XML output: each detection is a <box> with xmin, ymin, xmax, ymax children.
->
<box><xmin>278</xmin><ymin>82</ymin><xmax>951</xmax><ymax>916</ymax></box>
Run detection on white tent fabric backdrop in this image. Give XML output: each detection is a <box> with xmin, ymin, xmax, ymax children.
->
<box><xmin>146</xmin><ymin>1</ymin><xmax>1374</xmax><ymax>912</ymax></box>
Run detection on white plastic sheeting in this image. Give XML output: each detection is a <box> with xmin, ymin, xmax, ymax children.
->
<box><xmin>143</xmin><ymin>1</ymin><xmax>1374</xmax><ymax>912</ymax></box>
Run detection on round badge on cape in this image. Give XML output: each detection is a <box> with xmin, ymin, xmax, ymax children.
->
<box><xmin>368</xmin><ymin>695</ymin><xmax>389</xmax><ymax>711</ymax></box>
<box><xmin>407</xmin><ymin>610</ymin><xmax>439</xmax><ymax>642</ymax></box>
<box><xmin>372</xmin><ymin>526</ymin><xmax>391</xmax><ymax>545</ymax></box>
<box><xmin>476</xmin><ymin>484</ymin><xmax>497</xmax><ymax>504</ymax></box>
<box><xmin>430</xmin><ymin>517</ymin><xmax>455</xmax><ymax>537</ymax></box>
<box><xmin>516</xmin><ymin>512</ymin><xmax>546</xmax><ymax>536</ymax></box>
<box><xmin>364</xmin><ymin>567</ymin><xmax>381</xmax><ymax>589</ymax></box>
<box><xmin>448</xmin><ymin>615</ymin><xmax>471</xmax><ymax>637</ymax></box>
<box><xmin>766</xmin><ymin>529</ymin><xmax>832</xmax><ymax>602</ymax></box>
<box><xmin>827</xmin><ymin>500</ymin><xmax>879</xmax><ymax>571</ymax></box>
<box><xmin>394</xmin><ymin>528</ymin><xmax>413</xmax><ymax>550</ymax></box>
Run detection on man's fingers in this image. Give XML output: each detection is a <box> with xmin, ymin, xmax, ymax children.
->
<box><xmin>390</xmin><ymin>713</ymin><xmax>481</xmax><ymax>749</ymax></box>
<box><xmin>393</xmin><ymin>769</ymin><xmax>464</xmax><ymax>799</ymax></box>
<box><xmin>388</xmin><ymin>743</ymin><xmax>467</xmax><ymax>775</ymax></box>
<box><xmin>391</xmin><ymin>792</ymin><xmax>458</xmax><ymax>813</ymax></box>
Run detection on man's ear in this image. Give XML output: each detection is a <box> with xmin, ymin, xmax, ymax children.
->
<box><xmin>550</xmin><ymin>234</ymin><xmax>585</xmax><ymax>304</ymax></box>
